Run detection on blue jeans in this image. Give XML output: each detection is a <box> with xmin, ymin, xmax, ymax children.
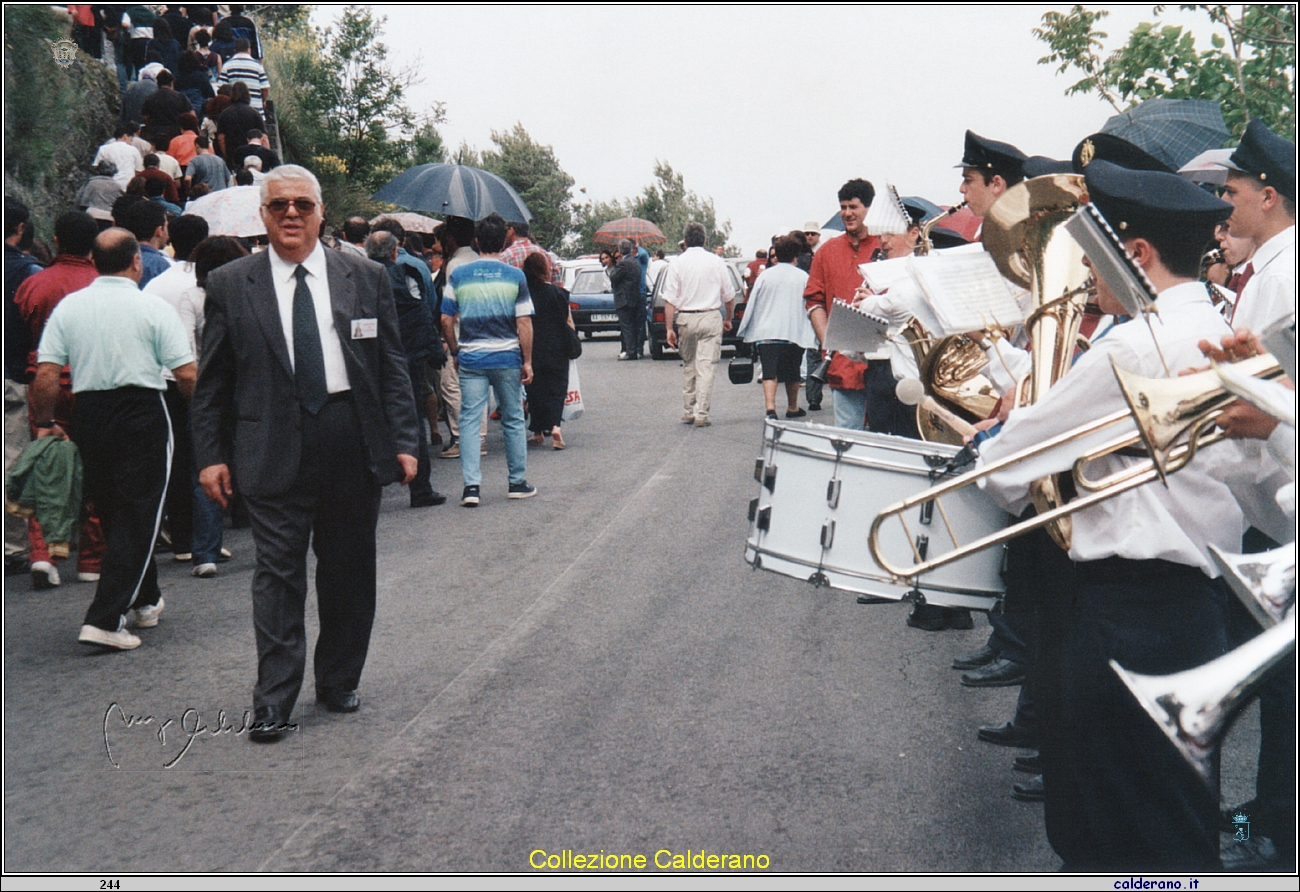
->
<box><xmin>190</xmin><ymin>466</ymin><xmax>225</xmax><ymax>565</ymax></box>
<box><xmin>832</xmin><ymin>386</ymin><xmax>867</xmax><ymax>431</ymax></box>
<box><xmin>458</xmin><ymin>366</ymin><xmax>527</xmax><ymax>488</ymax></box>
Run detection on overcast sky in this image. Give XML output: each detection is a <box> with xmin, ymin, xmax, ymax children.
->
<box><xmin>312</xmin><ymin>4</ymin><xmax>1224</xmax><ymax>254</ymax></box>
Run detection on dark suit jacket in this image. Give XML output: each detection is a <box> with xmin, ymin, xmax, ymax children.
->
<box><xmin>192</xmin><ymin>247</ymin><xmax>419</xmax><ymax>497</ymax></box>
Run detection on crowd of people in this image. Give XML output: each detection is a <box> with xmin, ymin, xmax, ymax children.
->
<box><xmin>4</xmin><ymin>5</ymin><xmax>1296</xmax><ymax>876</ymax></box>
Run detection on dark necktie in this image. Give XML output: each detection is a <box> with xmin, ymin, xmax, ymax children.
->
<box><xmin>292</xmin><ymin>265</ymin><xmax>328</xmax><ymax>414</ymax></box>
<box><xmin>1227</xmin><ymin>261</ymin><xmax>1255</xmax><ymax>325</ymax></box>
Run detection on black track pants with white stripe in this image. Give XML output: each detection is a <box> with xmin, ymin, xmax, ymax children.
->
<box><xmin>73</xmin><ymin>387</ymin><xmax>171</xmax><ymax>631</ymax></box>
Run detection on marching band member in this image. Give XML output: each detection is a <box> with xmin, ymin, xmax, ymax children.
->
<box><xmin>976</xmin><ymin>160</ymin><xmax>1243</xmax><ymax>870</ymax></box>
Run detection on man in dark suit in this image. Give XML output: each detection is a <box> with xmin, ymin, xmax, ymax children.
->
<box><xmin>192</xmin><ymin>164</ymin><xmax>418</xmax><ymax>743</ymax></box>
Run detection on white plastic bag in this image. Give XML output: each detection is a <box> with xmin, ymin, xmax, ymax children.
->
<box><xmin>562</xmin><ymin>359</ymin><xmax>584</xmax><ymax>421</ymax></box>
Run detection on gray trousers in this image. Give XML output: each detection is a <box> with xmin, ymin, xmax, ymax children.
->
<box><xmin>242</xmin><ymin>397</ymin><xmax>381</xmax><ymax>711</ymax></box>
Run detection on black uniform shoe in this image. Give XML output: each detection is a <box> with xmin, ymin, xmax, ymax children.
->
<box><xmin>952</xmin><ymin>642</ymin><xmax>999</xmax><ymax>670</ymax></box>
<box><xmin>1013</xmin><ymin>752</ymin><xmax>1042</xmax><ymax>774</ymax></box>
<box><xmin>961</xmin><ymin>657</ymin><xmax>1027</xmax><ymax>687</ymax></box>
<box><xmin>977</xmin><ymin>721</ymin><xmax>1037</xmax><ymax>748</ymax></box>
<box><xmin>1012</xmin><ymin>775</ymin><xmax>1045</xmax><ymax>802</ymax></box>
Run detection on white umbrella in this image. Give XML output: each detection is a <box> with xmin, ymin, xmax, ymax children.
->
<box><xmin>369</xmin><ymin>212</ymin><xmax>440</xmax><ymax>233</ymax></box>
<box><xmin>1178</xmin><ymin>148</ymin><xmax>1235</xmax><ymax>186</ymax></box>
<box><xmin>184</xmin><ymin>186</ymin><xmax>265</xmax><ymax>237</ymax></box>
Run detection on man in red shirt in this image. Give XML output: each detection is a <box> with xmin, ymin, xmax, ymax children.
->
<box><xmin>804</xmin><ymin>179</ymin><xmax>881</xmax><ymax>430</ymax></box>
<box><xmin>13</xmin><ymin>211</ymin><xmax>107</xmax><ymax>588</ymax></box>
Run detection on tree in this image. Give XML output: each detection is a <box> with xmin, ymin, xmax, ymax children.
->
<box><xmin>245</xmin><ymin>4</ymin><xmax>312</xmax><ymax>40</ymax></box>
<box><xmin>1034</xmin><ymin>5</ymin><xmax>1296</xmax><ymax>137</ymax></box>
<box><xmin>478</xmin><ymin>124</ymin><xmax>575</xmax><ymax>251</ymax></box>
<box><xmin>262</xmin><ymin>6</ymin><xmax>445</xmax><ymax>220</ymax></box>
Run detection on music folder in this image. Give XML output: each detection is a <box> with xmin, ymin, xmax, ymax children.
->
<box><xmin>1063</xmin><ymin>204</ymin><xmax>1158</xmax><ymax>317</ymax></box>
<box><xmin>824</xmin><ymin>299</ymin><xmax>891</xmax><ymax>355</ymax></box>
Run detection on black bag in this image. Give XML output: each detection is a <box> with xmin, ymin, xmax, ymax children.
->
<box><xmin>565</xmin><ymin>325</ymin><xmax>583</xmax><ymax>360</ymax></box>
<box><xmin>728</xmin><ymin>354</ymin><xmax>755</xmax><ymax>385</ymax></box>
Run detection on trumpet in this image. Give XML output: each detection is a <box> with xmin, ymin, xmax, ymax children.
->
<box><xmin>1110</xmin><ymin>614</ymin><xmax>1296</xmax><ymax>785</ymax></box>
<box><xmin>867</xmin><ymin>355</ymin><xmax>1284</xmax><ymax>583</ymax></box>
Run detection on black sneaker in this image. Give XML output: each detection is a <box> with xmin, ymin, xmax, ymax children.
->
<box><xmin>507</xmin><ymin>481</ymin><xmax>537</xmax><ymax>499</ymax></box>
<box><xmin>460</xmin><ymin>485</ymin><xmax>480</xmax><ymax>507</ymax></box>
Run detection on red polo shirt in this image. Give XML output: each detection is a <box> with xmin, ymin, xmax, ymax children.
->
<box><xmin>803</xmin><ymin>232</ymin><xmax>881</xmax><ymax>389</ymax></box>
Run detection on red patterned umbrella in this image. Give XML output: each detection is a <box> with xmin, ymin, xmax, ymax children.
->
<box><xmin>593</xmin><ymin>217</ymin><xmax>666</xmax><ymax>247</ymax></box>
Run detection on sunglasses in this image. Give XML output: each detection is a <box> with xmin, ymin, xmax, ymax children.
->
<box><xmin>263</xmin><ymin>198</ymin><xmax>317</xmax><ymax>216</ymax></box>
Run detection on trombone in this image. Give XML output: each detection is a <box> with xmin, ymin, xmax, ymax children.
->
<box><xmin>867</xmin><ymin>354</ymin><xmax>1284</xmax><ymax>583</ymax></box>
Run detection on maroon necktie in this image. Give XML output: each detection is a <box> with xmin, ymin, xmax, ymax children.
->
<box><xmin>1227</xmin><ymin>262</ymin><xmax>1255</xmax><ymax>324</ymax></box>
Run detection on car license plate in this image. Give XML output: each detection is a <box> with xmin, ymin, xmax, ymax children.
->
<box><xmin>591</xmin><ymin>314</ymin><xmax>618</xmax><ymax>322</ymax></box>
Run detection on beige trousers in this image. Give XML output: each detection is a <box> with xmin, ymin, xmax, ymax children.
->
<box><xmin>676</xmin><ymin>311</ymin><xmax>723</xmax><ymax>421</ymax></box>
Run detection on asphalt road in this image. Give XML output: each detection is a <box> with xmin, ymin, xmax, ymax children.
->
<box><xmin>3</xmin><ymin>337</ymin><xmax>1261</xmax><ymax>874</ymax></box>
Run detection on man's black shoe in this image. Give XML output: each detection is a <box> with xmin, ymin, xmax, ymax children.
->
<box><xmin>316</xmin><ymin>688</ymin><xmax>360</xmax><ymax>713</ymax></box>
<box><xmin>808</xmin><ymin>402</ymin><xmax>822</xmax><ymax>411</ymax></box>
<box><xmin>1013</xmin><ymin>752</ymin><xmax>1042</xmax><ymax>774</ymax></box>
<box><xmin>961</xmin><ymin>657</ymin><xmax>1027</xmax><ymax>687</ymax></box>
<box><xmin>952</xmin><ymin>642</ymin><xmax>999</xmax><ymax>670</ymax></box>
<box><xmin>1012</xmin><ymin>775</ymin><xmax>1045</xmax><ymax>802</ymax></box>
<box><xmin>5</xmin><ymin>554</ymin><xmax>29</xmax><ymax>576</ymax></box>
<box><xmin>977</xmin><ymin>721</ymin><xmax>1037</xmax><ymax>748</ymax></box>
<box><xmin>410</xmin><ymin>491</ymin><xmax>447</xmax><ymax>508</ymax></box>
<box><xmin>248</xmin><ymin>705</ymin><xmax>294</xmax><ymax>743</ymax></box>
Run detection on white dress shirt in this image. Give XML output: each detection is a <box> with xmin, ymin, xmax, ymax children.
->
<box><xmin>978</xmin><ymin>281</ymin><xmax>1251</xmax><ymax>576</ymax></box>
<box><xmin>1232</xmin><ymin>225</ymin><xmax>1295</xmax><ymax>332</ymax></box>
<box><xmin>660</xmin><ymin>247</ymin><xmax>733</xmax><ymax>313</ymax></box>
<box><xmin>267</xmin><ymin>242</ymin><xmax>351</xmax><ymax>393</ymax></box>
<box><xmin>144</xmin><ymin>262</ymin><xmax>199</xmax><ymax>382</ymax></box>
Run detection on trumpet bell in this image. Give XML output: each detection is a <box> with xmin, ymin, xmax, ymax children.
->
<box><xmin>1110</xmin><ymin>617</ymin><xmax>1297</xmax><ymax>785</ymax></box>
<box><xmin>1109</xmin><ymin>353</ymin><xmax>1282</xmax><ymax>481</ymax></box>
<box><xmin>1209</xmin><ymin>542</ymin><xmax>1297</xmax><ymax>628</ymax></box>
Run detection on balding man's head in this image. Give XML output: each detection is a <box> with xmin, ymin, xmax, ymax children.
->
<box><xmin>93</xmin><ymin>228</ymin><xmax>142</xmax><ymax>280</ymax></box>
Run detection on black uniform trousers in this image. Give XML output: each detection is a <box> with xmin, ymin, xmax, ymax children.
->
<box><xmin>1042</xmin><ymin>556</ymin><xmax>1228</xmax><ymax>872</ymax></box>
<box><xmin>73</xmin><ymin>387</ymin><xmax>170</xmax><ymax>631</ymax></box>
<box><xmin>241</xmin><ymin>395</ymin><xmax>381</xmax><ymax>712</ymax></box>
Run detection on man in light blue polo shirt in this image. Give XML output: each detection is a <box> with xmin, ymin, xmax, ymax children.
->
<box><xmin>441</xmin><ymin>213</ymin><xmax>535</xmax><ymax>507</ymax></box>
<box><xmin>33</xmin><ymin>227</ymin><xmax>195</xmax><ymax>651</ymax></box>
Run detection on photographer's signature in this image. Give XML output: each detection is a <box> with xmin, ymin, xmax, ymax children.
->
<box><xmin>103</xmin><ymin>702</ymin><xmax>297</xmax><ymax>768</ymax></box>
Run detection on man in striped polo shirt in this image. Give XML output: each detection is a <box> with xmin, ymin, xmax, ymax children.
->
<box><xmin>441</xmin><ymin>213</ymin><xmax>536</xmax><ymax>507</ymax></box>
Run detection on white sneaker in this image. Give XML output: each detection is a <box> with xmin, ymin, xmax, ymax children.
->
<box><xmin>173</xmin><ymin>552</ymin><xmax>193</xmax><ymax>562</ymax></box>
<box><xmin>78</xmin><ymin>571</ymin><xmax>100</xmax><ymax>583</ymax></box>
<box><xmin>192</xmin><ymin>563</ymin><xmax>217</xmax><ymax>578</ymax></box>
<box><xmin>132</xmin><ymin>598</ymin><xmax>165</xmax><ymax>628</ymax></box>
<box><xmin>31</xmin><ymin>561</ymin><xmax>60</xmax><ymax>589</ymax></box>
<box><xmin>79</xmin><ymin>624</ymin><xmax>141</xmax><ymax>650</ymax></box>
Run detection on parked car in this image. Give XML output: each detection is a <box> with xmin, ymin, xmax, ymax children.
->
<box><xmin>646</xmin><ymin>261</ymin><xmax>749</xmax><ymax>360</ymax></box>
<box><xmin>558</xmin><ymin>257</ymin><xmax>603</xmax><ymax>290</ymax></box>
<box><xmin>567</xmin><ymin>267</ymin><xmax>620</xmax><ymax>337</ymax></box>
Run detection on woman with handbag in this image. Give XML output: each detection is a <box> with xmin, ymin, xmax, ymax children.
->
<box><xmin>523</xmin><ymin>253</ymin><xmax>577</xmax><ymax>450</ymax></box>
<box><xmin>735</xmin><ymin>235</ymin><xmax>817</xmax><ymax>419</ymax></box>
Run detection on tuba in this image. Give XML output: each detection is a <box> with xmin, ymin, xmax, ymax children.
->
<box><xmin>981</xmin><ymin>174</ymin><xmax>1094</xmax><ymax>548</ymax></box>
<box><xmin>904</xmin><ymin>201</ymin><xmax>1003</xmax><ymax>445</ymax></box>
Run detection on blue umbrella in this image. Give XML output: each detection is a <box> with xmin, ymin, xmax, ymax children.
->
<box><xmin>1100</xmin><ymin>98</ymin><xmax>1230</xmax><ymax>172</ymax></box>
<box><xmin>372</xmin><ymin>163</ymin><xmax>532</xmax><ymax>222</ymax></box>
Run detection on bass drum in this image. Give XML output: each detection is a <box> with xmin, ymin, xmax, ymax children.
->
<box><xmin>745</xmin><ymin>420</ymin><xmax>1008</xmax><ymax>610</ymax></box>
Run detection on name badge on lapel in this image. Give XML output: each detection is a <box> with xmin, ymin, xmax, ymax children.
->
<box><xmin>351</xmin><ymin>318</ymin><xmax>378</xmax><ymax>339</ymax></box>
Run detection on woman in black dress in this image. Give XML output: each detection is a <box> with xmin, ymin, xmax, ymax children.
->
<box><xmin>523</xmin><ymin>252</ymin><xmax>575</xmax><ymax>449</ymax></box>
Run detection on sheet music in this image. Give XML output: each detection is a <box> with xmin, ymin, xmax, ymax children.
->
<box><xmin>1063</xmin><ymin>205</ymin><xmax>1157</xmax><ymax>317</ymax></box>
<box><xmin>866</xmin><ymin>184</ymin><xmax>909</xmax><ymax>236</ymax></box>
<box><xmin>906</xmin><ymin>252</ymin><xmax>1025</xmax><ymax>334</ymax></box>
<box><xmin>859</xmin><ymin>256</ymin><xmax>914</xmax><ymax>292</ymax></box>
<box><xmin>824</xmin><ymin>299</ymin><xmax>892</xmax><ymax>355</ymax></box>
